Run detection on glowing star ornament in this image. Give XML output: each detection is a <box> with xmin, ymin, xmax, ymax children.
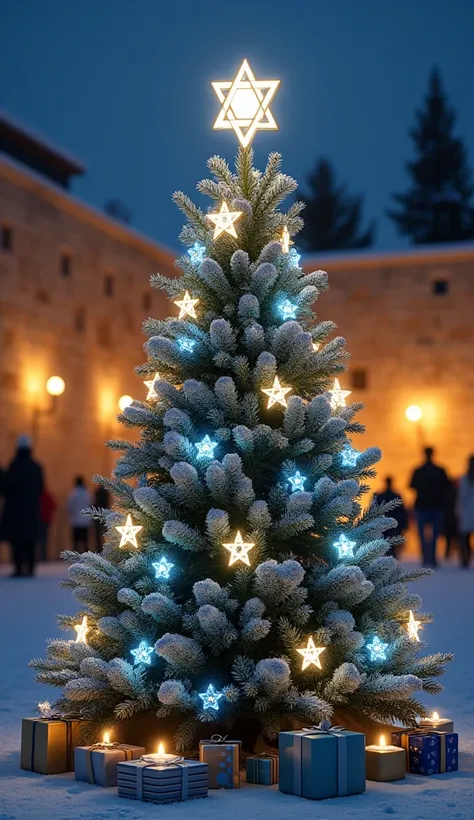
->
<box><xmin>367</xmin><ymin>636</ymin><xmax>388</xmax><ymax>662</ymax></box>
<box><xmin>288</xmin><ymin>247</ymin><xmax>301</xmax><ymax>268</ymax></box>
<box><xmin>199</xmin><ymin>683</ymin><xmax>223</xmax><ymax>711</ymax></box>
<box><xmin>280</xmin><ymin>299</ymin><xmax>297</xmax><ymax>320</ymax></box>
<box><xmin>130</xmin><ymin>641</ymin><xmax>154</xmax><ymax>666</ymax></box>
<box><xmin>74</xmin><ymin>615</ymin><xmax>90</xmax><ymax>644</ymax></box>
<box><xmin>407</xmin><ymin>610</ymin><xmax>422</xmax><ymax>642</ymax></box>
<box><xmin>333</xmin><ymin>533</ymin><xmax>356</xmax><ymax>559</ymax></box>
<box><xmin>212</xmin><ymin>59</ymin><xmax>280</xmax><ymax>148</ymax></box>
<box><xmin>288</xmin><ymin>471</ymin><xmax>306</xmax><ymax>492</ymax></box>
<box><xmin>297</xmin><ymin>636</ymin><xmax>326</xmax><ymax>671</ymax></box>
<box><xmin>188</xmin><ymin>242</ymin><xmax>206</xmax><ymax>265</ymax></box>
<box><xmin>152</xmin><ymin>557</ymin><xmax>174</xmax><ymax>580</ymax></box>
<box><xmin>115</xmin><ymin>514</ymin><xmax>143</xmax><ymax>549</ymax></box>
<box><xmin>341</xmin><ymin>444</ymin><xmax>359</xmax><ymax>467</ymax></box>
<box><xmin>262</xmin><ymin>376</ymin><xmax>292</xmax><ymax>408</ymax></box>
<box><xmin>328</xmin><ymin>378</ymin><xmax>351</xmax><ymax>410</ymax></box>
<box><xmin>195</xmin><ymin>435</ymin><xmax>218</xmax><ymax>459</ymax></box>
<box><xmin>144</xmin><ymin>373</ymin><xmax>160</xmax><ymax>400</ymax></box>
<box><xmin>178</xmin><ymin>338</ymin><xmax>196</xmax><ymax>352</ymax></box>
<box><xmin>206</xmin><ymin>201</ymin><xmax>242</xmax><ymax>240</ymax></box>
<box><xmin>222</xmin><ymin>531</ymin><xmax>255</xmax><ymax>567</ymax></box>
<box><xmin>312</xmin><ymin>342</ymin><xmax>321</xmax><ymax>352</ymax></box>
<box><xmin>174</xmin><ymin>290</ymin><xmax>199</xmax><ymax>319</ymax></box>
<box><xmin>280</xmin><ymin>226</ymin><xmax>292</xmax><ymax>254</ymax></box>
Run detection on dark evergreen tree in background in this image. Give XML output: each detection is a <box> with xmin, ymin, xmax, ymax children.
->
<box><xmin>298</xmin><ymin>158</ymin><xmax>375</xmax><ymax>252</ymax></box>
<box><xmin>389</xmin><ymin>67</ymin><xmax>474</xmax><ymax>244</ymax></box>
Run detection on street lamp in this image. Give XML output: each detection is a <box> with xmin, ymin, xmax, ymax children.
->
<box><xmin>46</xmin><ymin>376</ymin><xmax>66</xmax><ymax>397</ymax></box>
<box><xmin>405</xmin><ymin>405</ymin><xmax>422</xmax><ymax>423</ymax></box>
<box><xmin>118</xmin><ymin>394</ymin><xmax>133</xmax><ymax>412</ymax></box>
<box><xmin>32</xmin><ymin>375</ymin><xmax>66</xmax><ymax>439</ymax></box>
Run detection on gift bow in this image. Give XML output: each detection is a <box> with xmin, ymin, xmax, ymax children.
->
<box><xmin>301</xmin><ymin>721</ymin><xmax>347</xmax><ymax>735</ymax></box>
<box><xmin>136</xmin><ymin>757</ymin><xmax>189</xmax><ymax>801</ymax></box>
<box><xmin>209</xmin><ymin>734</ymin><xmax>228</xmax><ymax>744</ymax></box>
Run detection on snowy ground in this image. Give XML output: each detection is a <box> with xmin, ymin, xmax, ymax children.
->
<box><xmin>0</xmin><ymin>561</ymin><xmax>473</xmax><ymax>820</ymax></box>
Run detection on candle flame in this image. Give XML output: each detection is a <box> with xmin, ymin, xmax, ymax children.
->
<box><xmin>158</xmin><ymin>742</ymin><xmax>165</xmax><ymax>757</ymax></box>
<box><xmin>432</xmin><ymin>711</ymin><xmax>439</xmax><ymax>722</ymax></box>
<box><xmin>379</xmin><ymin>735</ymin><xmax>386</xmax><ymax>748</ymax></box>
<box><xmin>103</xmin><ymin>731</ymin><xmax>110</xmax><ymax>744</ymax></box>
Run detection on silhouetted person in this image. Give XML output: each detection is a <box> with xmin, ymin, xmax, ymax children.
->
<box><xmin>457</xmin><ymin>455</ymin><xmax>474</xmax><ymax>569</ymax></box>
<box><xmin>38</xmin><ymin>484</ymin><xmax>57</xmax><ymax>561</ymax></box>
<box><xmin>443</xmin><ymin>477</ymin><xmax>459</xmax><ymax>560</ymax></box>
<box><xmin>1</xmin><ymin>434</ymin><xmax>44</xmax><ymax>577</ymax></box>
<box><xmin>373</xmin><ymin>477</ymin><xmax>408</xmax><ymax>558</ymax></box>
<box><xmin>92</xmin><ymin>484</ymin><xmax>110</xmax><ymax>552</ymax></box>
<box><xmin>410</xmin><ymin>447</ymin><xmax>449</xmax><ymax>567</ymax></box>
<box><xmin>67</xmin><ymin>476</ymin><xmax>91</xmax><ymax>553</ymax></box>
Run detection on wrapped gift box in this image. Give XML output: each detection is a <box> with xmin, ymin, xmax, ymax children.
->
<box><xmin>75</xmin><ymin>743</ymin><xmax>146</xmax><ymax>787</ymax></box>
<box><xmin>279</xmin><ymin>726</ymin><xmax>366</xmax><ymax>800</ymax></box>
<box><xmin>246</xmin><ymin>754</ymin><xmax>279</xmax><ymax>785</ymax></box>
<box><xmin>199</xmin><ymin>736</ymin><xmax>241</xmax><ymax>789</ymax></box>
<box><xmin>391</xmin><ymin>729</ymin><xmax>458</xmax><ymax>776</ymax></box>
<box><xmin>117</xmin><ymin>758</ymin><xmax>208</xmax><ymax>804</ymax></box>
<box><xmin>21</xmin><ymin>717</ymin><xmax>89</xmax><ymax>774</ymax></box>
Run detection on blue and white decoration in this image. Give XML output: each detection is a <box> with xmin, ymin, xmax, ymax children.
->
<box><xmin>279</xmin><ymin>299</ymin><xmax>298</xmax><ymax>320</ymax></box>
<box><xmin>188</xmin><ymin>242</ymin><xmax>206</xmax><ymax>265</ymax></box>
<box><xmin>152</xmin><ymin>556</ymin><xmax>174</xmax><ymax>580</ymax></box>
<box><xmin>195</xmin><ymin>435</ymin><xmax>218</xmax><ymax>459</ymax></box>
<box><xmin>341</xmin><ymin>443</ymin><xmax>359</xmax><ymax>467</ymax></box>
<box><xmin>199</xmin><ymin>683</ymin><xmax>223</xmax><ymax>711</ymax></box>
<box><xmin>288</xmin><ymin>247</ymin><xmax>301</xmax><ymax>268</ymax></box>
<box><xmin>333</xmin><ymin>533</ymin><xmax>356</xmax><ymax>559</ymax></box>
<box><xmin>288</xmin><ymin>471</ymin><xmax>307</xmax><ymax>492</ymax></box>
<box><xmin>130</xmin><ymin>641</ymin><xmax>154</xmax><ymax>666</ymax></box>
<box><xmin>367</xmin><ymin>635</ymin><xmax>388</xmax><ymax>662</ymax></box>
<box><xmin>178</xmin><ymin>338</ymin><xmax>196</xmax><ymax>352</ymax></box>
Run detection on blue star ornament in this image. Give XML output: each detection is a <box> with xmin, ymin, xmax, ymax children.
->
<box><xmin>130</xmin><ymin>641</ymin><xmax>154</xmax><ymax>666</ymax></box>
<box><xmin>178</xmin><ymin>338</ymin><xmax>196</xmax><ymax>352</ymax></box>
<box><xmin>341</xmin><ymin>444</ymin><xmax>359</xmax><ymax>467</ymax></box>
<box><xmin>333</xmin><ymin>533</ymin><xmax>356</xmax><ymax>559</ymax></box>
<box><xmin>188</xmin><ymin>242</ymin><xmax>206</xmax><ymax>265</ymax></box>
<box><xmin>199</xmin><ymin>683</ymin><xmax>223</xmax><ymax>711</ymax></box>
<box><xmin>367</xmin><ymin>635</ymin><xmax>388</xmax><ymax>662</ymax></box>
<box><xmin>195</xmin><ymin>435</ymin><xmax>218</xmax><ymax>459</ymax></box>
<box><xmin>280</xmin><ymin>299</ymin><xmax>297</xmax><ymax>320</ymax></box>
<box><xmin>152</xmin><ymin>557</ymin><xmax>174</xmax><ymax>580</ymax></box>
<box><xmin>288</xmin><ymin>248</ymin><xmax>301</xmax><ymax>268</ymax></box>
<box><xmin>288</xmin><ymin>471</ymin><xmax>307</xmax><ymax>492</ymax></box>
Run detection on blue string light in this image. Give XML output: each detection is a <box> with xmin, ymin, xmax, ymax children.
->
<box><xmin>178</xmin><ymin>338</ymin><xmax>196</xmax><ymax>352</ymax></box>
<box><xmin>288</xmin><ymin>471</ymin><xmax>307</xmax><ymax>492</ymax></box>
<box><xmin>152</xmin><ymin>557</ymin><xmax>174</xmax><ymax>580</ymax></box>
<box><xmin>199</xmin><ymin>683</ymin><xmax>223</xmax><ymax>711</ymax></box>
<box><xmin>288</xmin><ymin>248</ymin><xmax>301</xmax><ymax>268</ymax></box>
<box><xmin>341</xmin><ymin>444</ymin><xmax>359</xmax><ymax>467</ymax></box>
<box><xmin>333</xmin><ymin>533</ymin><xmax>356</xmax><ymax>559</ymax></box>
<box><xmin>130</xmin><ymin>641</ymin><xmax>154</xmax><ymax>666</ymax></box>
<box><xmin>280</xmin><ymin>299</ymin><xmax>298</xmax><ymax>320</ymax></box>
<box><xmin>188</xmin><ymin>242</ymin><xmax>206</xmax><ymax>265</ymax></box>
<box><xmin>367</xmin><ymin>636</ymin><xmax>388</xmax><ymax>662</ymax></box>
<box><xmin>195</xmin><ymin>435</ymin><xmax>218</xmax><ymax>459</ymax></box>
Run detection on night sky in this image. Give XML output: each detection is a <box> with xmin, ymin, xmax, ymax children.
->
<box><xmin>2</xmin><ymin>0</ymin><xmax>473</xmax><ymax>254</ymax></box>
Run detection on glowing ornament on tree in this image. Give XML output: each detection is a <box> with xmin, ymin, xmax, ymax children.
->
<box><xmin>288</xmin><ymin>247</ymin><xmax>301</xmax><ymax>268</ymax></box>
<box><xmin>407</xmin><ymin>610</ymin><xmax>422</xmax><ymax>642</ymax></box>
<box><xmin>262</xmin><ymin>376</ymin><xmax>292</xmax><ymax>408</ymax></box>
<box><xmin>296</xmin><ymin>636</ymin><xmax>326</xmax><ymax>671</ymax></box>
<box><xmin>288</xmin><ymin>471</ymin><xmax>306</xmax><ymax>492</ymax></box>
<box><xmin>115</xmin><ymin>514</ymin><xmax>142</xmax><ymax>549</ymax></box>
<box><xmin>280</xmin><ymin>225</ymin><xmax>292</xmax><ymax>253</ymax></box>
<box><xmin>199</xmin><ymin>683</ymin><xmax>223</xmax><ymax>711</ymax></box>
<box><xmin>312</xmin><ymin>342</ymin><xmax>320</xmax><ymax>351</ymax></box>
<box><xmin>341</xmin><ymin>444</ymin><xmax>359</xmax><ymax>467</ymax></box>
<box><xmin>333</xmin><ymin>533</ymin><xmax>356</xmax><ymax>559</ymax></box>
<box><xmin>130</xmin><ymin>641</ymin><xmax>154</xmax><ymax>666</ymax></box>
<box><xmin>178</xmin><ymin>338</ymin><xmax>196</xmax><ymax>352</ymax></box>
<box><xmin>280</xmin><ymin>299</ymin><xmax>297</xmax><ymax>320</ymax></box>
<box><xmin>152</xmin><ymin>557</ymin><xmax>174</xmax><ymax>580</ymax></box>
<box><xmin>144</xmin><ymin>373</ymin><xmax>160</xmax><ymax>400</ymax></box>
<box><xmin>195</xmin><ymin>435</ymin><xmax>218</xmax><ymax>459</ymax></box>
<box><xmin>222</xmin><ymin>531</ymin><xmax>255</xmax><ymax>566</ymax></box>
<box><xmin>367</xmin><ymin>636</ymin><xmax>388</xmax><ymax>662</ymax></box>
<box><xmin>328</xmin><ymin>377</ymin><xmax>351</xmax><ymax>410</ymax></box>
<box><xmin>188</xmin><ymin>242</ymin><xmax>206</xmax><ymax>265</ymax></box>
<box><xmin>206</xmin><ymin>201</ymin><xmax>242</xmax><ymax>239</ymax></box>
<box><xmin>74</xmin><ymin>615</ymin><xmax>90</xmax><ymax>644</ymax></box>
<box><xmin>174</xmin><ymin>290</ymin><xmax>199</xmax><ymax>319</ymax></box>
<box><xmin>212</xmin><ymin>58</ymin><xmax>280</xmax><ymax>148</ymax></box>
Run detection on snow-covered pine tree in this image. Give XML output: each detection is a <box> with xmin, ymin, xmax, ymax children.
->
<box><xmin>31</xmin><ymin>146</ymin><xmax>451</xmax><ymax>751</ymax></box>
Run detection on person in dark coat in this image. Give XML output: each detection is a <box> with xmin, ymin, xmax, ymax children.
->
<box><xmin>410</xmin><ymin>446</ymin><xmax>449</xmax><ymax>567</ymax></box>
<box><xmin>373</xmin><ymin>476</ymin><xmax>409</xmax><ymax>558</ymax></box>
<box><xmin>1</xmin><ymin>434</ymin><xmax>44</xmax><ymax>577</ymax></box>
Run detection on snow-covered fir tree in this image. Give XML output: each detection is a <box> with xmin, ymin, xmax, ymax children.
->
<box><xmin>31</xmin><ymin>146</ymin><xmax>451</xmax><ymax>750</ymax></box>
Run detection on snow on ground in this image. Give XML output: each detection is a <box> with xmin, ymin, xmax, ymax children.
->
<box><xmin>0</xmin><ymin>560</ymin><xmax>473</xmax><ymax>820</ymax></box>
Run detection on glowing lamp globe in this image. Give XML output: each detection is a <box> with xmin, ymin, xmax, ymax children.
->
<box><xmin>405</xmin><ymin>405</ymin><xmax>422</xmax><ymax>423</ymax></box>
<box><xmin>118</xmin><ymin>394</ymin><xmax>133</xmax><ymax>412</ymax></box>
<box><xmin>46</xmin><ymin>376</ymin><xmax>65</xmax><ymax>397</ymax></box>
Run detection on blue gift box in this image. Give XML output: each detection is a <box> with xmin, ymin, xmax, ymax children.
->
<box><xmin>391</xmin><ymin>729</ymin><xmax>458</xmax><ymax>776</ymax></box>
<box><xmin>279</xmin><ymin>726</ymin><xmax>366</xmax><ymax>800</ymax></box>
<box><xmin>117</xmin><ymin>758</ymin><xmax>208</xmax><ymax>804</ymax></box>
<box><xmin>199</xmin><ymin>737</ymin><xmax>241</xmax><ymax>789</ymax></box>
<box><xmin>246</xmin><ymin>754</ymin><xmax>278</xmax><ymax>785</ymax></box>
<box><xmin>75</xmin><ymin>743</ymin><xmax>146</xmax><ymax>787</ymax></box>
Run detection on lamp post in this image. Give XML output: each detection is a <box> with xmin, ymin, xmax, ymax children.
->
<box><xmin>405</xmin><ymin>404</ymin><xmax>424</xmax><ymax>444</ymax></box>
<box><xmin>32</xmin><ymin>376</ymin><xmax>66</xmax><ymax>440</ymax></box>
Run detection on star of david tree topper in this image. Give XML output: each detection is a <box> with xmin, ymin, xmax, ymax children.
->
<box><xmin>212</xmin><ymin>59</ymin><xmax>280</xmax><ymax>147</ymax></box>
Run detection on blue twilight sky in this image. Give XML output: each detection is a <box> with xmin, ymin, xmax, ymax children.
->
<box><xmin>1</xmin><ymin>0</ymin><xmax>473</xmax><ymax>254</ymax></box>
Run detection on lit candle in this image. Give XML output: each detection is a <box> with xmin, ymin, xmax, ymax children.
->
<box><xmin>365</xmin><ymin>735</ymin><xmax>406</xmax><ymax>782</ymax></box>
<box><xmin>102</xmin><ymin>731</ymin><xmax>113</xmax><ymax>747</ymax></box>
<box><xmin>419</xmin><ymin>711</ymin><xmax>454</xmax><ymax>734</ymax></box>
<box><xmin>142</xmin><ymin>742</ymin><xmax>179</xmax><ymax>764</ymax></box>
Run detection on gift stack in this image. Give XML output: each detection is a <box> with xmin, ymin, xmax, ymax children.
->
<box><xmin>279</xmin><ymin>721</ymin><xmax>366</xmax><ymax>800</ymax></box>
<box><xmin>20</xmin><ymin>702</ymin><xmax>92</xmax><ymax>775</ymax></box>
<box><xmin>199</xmin><ymin>734</ymin><xmax>241</xmax><ymax>789</ymax></box>
<box><xmin>391</xmin><ymin>725</ymin><xmax>458</xmax><ymax>776</ymax></box>
<box><xmin>117</xmin><ymin>758</ymin><xmax>208</xmax><ymax>804</ymax></box>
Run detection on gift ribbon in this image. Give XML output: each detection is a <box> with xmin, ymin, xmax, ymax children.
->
<box><xmin>136</xmin><ymin>758</ymin><xmax>189</xmax><ymax>801</ymax></box>
<box><xmin>83</xmin><ymin>744</ymin><xmax>134</xmax><ymax>784</ymax></box>
<box><xmin>209</xmin><ymin>734</ymin><xmax>228</xmax><ymax>743</ymax></box>
<box><xmin>292</xmin><ymin>723</ymin><xmax>348</xmax><ymax>797</ymax></box>
<box><xmin>30</xmin><ymin>717</ymin><xmax>74</xmax><ymax>772</ymax></box>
